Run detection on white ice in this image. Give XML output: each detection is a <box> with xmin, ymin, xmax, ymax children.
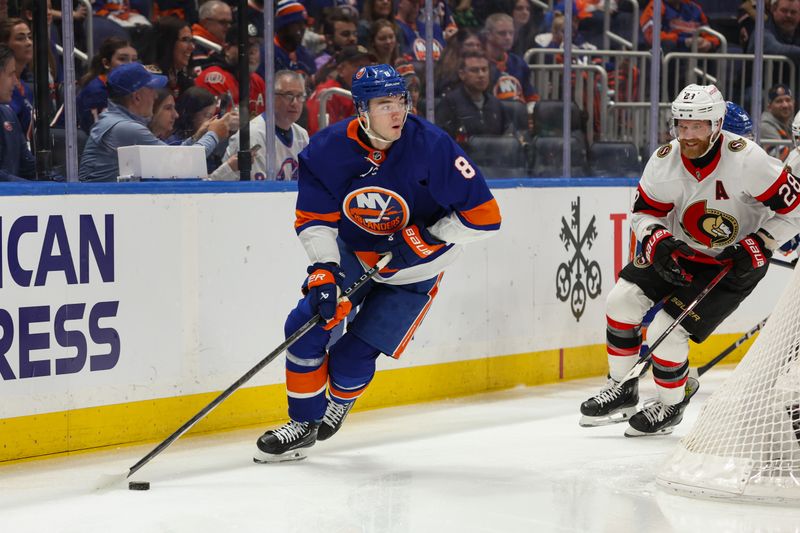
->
<box><xmin>3</xmin><ymin>369</ymin><xmax>800</xmax><ymax>533</ymax></box>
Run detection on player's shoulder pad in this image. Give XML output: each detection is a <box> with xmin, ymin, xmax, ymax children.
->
<box><xmin>653</xmin><ymin>140</ymin><xmax>677</xmax><ymax>160</ymax></box>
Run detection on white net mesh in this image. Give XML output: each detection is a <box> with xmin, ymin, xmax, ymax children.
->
<box><xmin>657</xmin><ymin>265</ymin><xmax>800</xmax><ymax>504</ymax></box>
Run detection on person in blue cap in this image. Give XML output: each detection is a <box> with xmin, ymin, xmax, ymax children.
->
<box><xmin>253</xmin><ymin>64</ymin><xmax>502</xmax><ymax>463</ymax></box>
<box><xmin>79</xmin><ymin>62</ymin><xmax>231</xmax><ymax>182</ymax></box>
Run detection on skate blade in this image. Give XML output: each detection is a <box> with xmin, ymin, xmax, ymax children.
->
<box><xmin>579</xmin><ymin>406</ymin><xmax>638</xmax><ymax>427</ymax></box>
<box><xmin>253</xmin><ymin>449</ymin><xmax>308</xmax><ymax>464</ymax></box>
<box><xmin>623</xmin><ymin>426</ymin><xmax>675</xmax><ymax>437</ymax></box>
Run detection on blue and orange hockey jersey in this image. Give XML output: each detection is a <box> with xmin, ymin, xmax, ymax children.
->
<box><xmin>295</xmin><ymin>115</ymin><xmax>501</xmax><ymax>285</ymax></box>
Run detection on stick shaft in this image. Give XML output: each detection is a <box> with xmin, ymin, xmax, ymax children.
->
<box><xmin>619</xmin><ymin>263</ymin><xmax>732</xmax><ymax>385</ymax></box>
<box><xmin>127</xmin><ymin>255</ymin><xmax>391</xmax><ymax>478</ymax></box>
<box><xmin>697</xmin><ymin>316</ymin><xmax>768</xmax><ymax>376</ymax></box>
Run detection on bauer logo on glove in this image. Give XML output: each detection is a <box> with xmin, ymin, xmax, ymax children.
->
<box><xmin>374</xmin><ymin>224</ymin><xmax>445</xmax><ymax>271</ymax></box>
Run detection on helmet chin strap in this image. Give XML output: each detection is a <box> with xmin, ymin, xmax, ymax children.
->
<box><xmin>358</xmin><ymin>107</ymin><xmax>410</xmax><ymax>145</ymax></box>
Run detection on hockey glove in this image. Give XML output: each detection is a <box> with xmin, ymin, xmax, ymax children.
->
<box><xmin>374</xmin><ymin>224</ymin><xmax>445</xmax><ymax>271</ymax></box>
<box><xmin>715</xmin><ymin>233</ymin><xmax>772</xmax><ymax>281</ymax></box>
<box><xmin>302</xmin><ymin>263</ymin><xmax>348</xmax><ymax>325</ymax></box>
<box><xmin>643</xmin><ymin>227</ymin><xmax>697</xmax><ymax>286</ymax></box>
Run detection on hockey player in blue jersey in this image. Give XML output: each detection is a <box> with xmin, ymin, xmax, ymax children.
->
<box><xmin>253</xmin><ymin>64</ymin><xmax>502</xmax><ymax>462</ymax></box>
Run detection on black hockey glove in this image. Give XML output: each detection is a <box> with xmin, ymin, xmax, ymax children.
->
<box><xmin>302</xmin><ymin>263</ymin><xmax>347</xmax><ymax>321</ymax></box>
<box><xmin>374</xmin><ymin>224</ymin><xmax>445</xmax><ymax>271</ymax></box>
<box><xmin>715</xmin><ymin>233</ymin><xmax>772</xmax><ymax>282</ymax></box>
<box><xmin>643</xmin><ymin>227</ymin><xmax>697</xmax><ymax>286</ymax></box>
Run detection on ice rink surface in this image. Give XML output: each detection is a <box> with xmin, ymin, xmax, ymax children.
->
<box><xmin>4</xmin><ymin>370</ymin><xmax>800</xmax><ymax>533</ymax></box>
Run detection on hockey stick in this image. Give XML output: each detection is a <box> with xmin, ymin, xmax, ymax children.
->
<box><xmin>98</xmin><ymin>254</ymin><xmax>391</xmax><ymax>490</ymax></box>
<box><xmin>616</xmin><ymin>262</ymin><xmax>732</xmax><ymax>388</ymax></box>
<box><xmin>770</xmin><ymin>256</ymin><xmax>799</xmax><ymax>269</ymax></box>
<box><xmin>689</xmin><ymin>316</ymin><xmax>769</xmax><ymax>378</ymax></box>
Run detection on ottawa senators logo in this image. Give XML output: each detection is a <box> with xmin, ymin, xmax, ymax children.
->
<box><xmin>679</xmin><ymin>200</ymin><xmax>739</xmax><ymax>248</ymax></box>
<box><xmin>728</xmin><ymin>138</ymin><xmax>746</xmax><ymax>152</ymax></box>
<box><xmin>656</xmin><ymin>144</ymin><xmax>672</xmax><ymax>158</ymax></box>
<box><xmin>343</xmin><ymin>187</ymin><xmax>410</xmax><ymax>235</ymax></box>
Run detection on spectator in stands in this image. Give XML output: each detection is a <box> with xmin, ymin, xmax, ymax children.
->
<box><xmin>77</xmin><ymin>37</ymin><xmax>138</xmax><ymax>134</ymax></box>
<box><xmin>761</xmin><ymin>83</ymin><xmax>795</xmax><ymax>161</ymax></box>
<box><xmin>358</xmin><ymin>0</ymin><xmax>395</xmax><ymax>45</ymax></box>
<box><xmin>305</xmin><ymin>44</ymin><xmax>375</xmax><ymax>135</ymax></box>
<box><xmin>751</xmin><ymin>0</ymin><xmax>800</xmax><ymax>65</ymax></box>
<box><xmin>152</xmin><ymin>0</ymin><xmax>198</xmax><ymax>23</ymax></box>
<box><xmin>195</xmin><ymin>24</ymin><xmax>266</xmax><ymax>116</ymax></box>
<box><xmin>0</xmin><ymin>45</ymin><xmax>34</xmax><ymax>181</ymax></box>
<box><xmin>190</xmin><ymin>0</ymin><xmax>233</xmax><ymax>72</ymax></box>
<box><xmin>396</xmin><ymin>61</ymin><xmax>421</xmax><ymax>113</ymax></box>
<box><xmin>79</xmin><ymin>62</ymin><xmax>229</xmax><ymax>182</ymax></box>
<box><xmin>170</xmin><ymin>86</ymin><xmax>226</xmax><ymax>144</ymax></box>
<box><xmin>534</xmin><ymin>11</ymin><xmax>598</xmax><ymax>58</ymax></box>
<box><xmin>436</xmin><ymin>27</ymin><xmax>484</xmax><ymax>96</ymax></box>
<box><xmin>640</xmin><ymin>0</ymin><xmax>720</xmax><ymax>53</ymax></box>
<box><xmin>314</xmin><ymin>7</ymin><xmax>359</xmax><ymax>72</ymax></box>
<box><xmin>738</xmin><ymin>0</ymin><xmax>762</xmax><ymax>51</ymax></box>
<box><xmin>0</xmin><ymin>18</ymin><xmax>33</xmax><ymax>138</ymax></box>
<box><xmin>369</xmin><ymin>19</ymin><xmax>400</xmax><ymax>67</ymax></box>
<box><xmin>261</xmin><ymin>0</ymin><xmax>317</xmax><ymax>83</ymax></box>
<box><xmin>395</xmin><ymin>0</ymin><xmax>445</xmax><ymax>62</ymax></box>
<box><xmin>210</xmin><ymin>70</ymin><xmax>310</xmax><ymax>181</ymax></box>
<box><xmin>484</xmin><ymin>13</ymin><xmax>537</xmax><ymax>109</ymax></box>
<box><xmin>152</xmin><ymin>17</ymin><xmax>197</xmax><ymax>99</ymax></box>
<box><xmin>509</xmin><ymin>0</ymin><xmax>541</xmax><ymax>56</ymax></box>
<box><xmin>435</xmin><ymin>51</ymin><xmax>514</xmax><ymax>143</ymax></box>
<box><xmin>148</xmin><ymin>88</ymin><xmax>179</xmax><ymax>141</ymax></box>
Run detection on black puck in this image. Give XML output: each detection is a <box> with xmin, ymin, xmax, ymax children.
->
<box><xmin>128</xmin><ymin>481</ymin><xmax>150</xmax><ymax>491</ymax></box>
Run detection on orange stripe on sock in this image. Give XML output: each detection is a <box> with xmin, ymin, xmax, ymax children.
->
<box><xmin>286</xmin><ymin>356</ymin><xmax>329</xmax><ymax>395</ymax></box>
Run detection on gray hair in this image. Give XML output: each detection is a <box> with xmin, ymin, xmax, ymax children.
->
<box><xmin>199</xmin><ymin>0</ymin><xmax>228</xmax><ymax>20</ymax></box>
<box><xmin>484</xmin><ymin>13</ymin><xmax>514</xmax><ymax>33</ymax></box>
<box><xmin>274</xmin><ymin>69</ymin><xmax>305</xmax><ymax>90</ymax></box>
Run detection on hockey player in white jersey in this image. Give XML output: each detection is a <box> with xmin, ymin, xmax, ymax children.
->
<box><xmin>785</xmin><ymin>110</ymin><xmax>800</xmax><ymax>176</ymax></box>
<box><xmin>580</xmin><ymin>83</ymin><xmax>800</xmax><ymax>436</ymax></box>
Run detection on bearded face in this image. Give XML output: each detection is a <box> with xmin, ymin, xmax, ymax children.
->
<box><xmin>676</xmin><ymin>119</ymin><xmax>714</xmax><ymax>159</ymax></box>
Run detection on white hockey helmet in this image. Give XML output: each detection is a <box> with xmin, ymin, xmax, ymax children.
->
<box><xmin>792</xmin><ymin>109</ymin><xmax>800</xmax><ymax>147</ymax></box>
<box><xmin>671</xmin><ymin>84</ymin><xmax>726</xmax><ymax>155</ymax></box>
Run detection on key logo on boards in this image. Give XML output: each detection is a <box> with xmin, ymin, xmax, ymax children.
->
<box><xmin>343</xmin><ymin>187</ymin><xmax>409</xmax><ymax>235</ymax></box>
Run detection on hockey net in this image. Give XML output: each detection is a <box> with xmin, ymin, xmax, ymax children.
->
<box><xmin>657</xmin><ymin>264</ymin><xmax>800</xmax><ymax>505</ymax></box>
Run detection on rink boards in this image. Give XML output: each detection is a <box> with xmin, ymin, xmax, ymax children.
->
<box><xmin>0</xmin><ymin>179</ymin><xmax>790</xmax><ymax>462</ymax></box>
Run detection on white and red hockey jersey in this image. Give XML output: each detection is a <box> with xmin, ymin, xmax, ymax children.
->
<box><xmin>632</xmin><ymin>132</ymin><xmax>800</xmax><ymax>253</ymax></box>
<box><xmin>784</xmin><ymin>146</ymin><xmax>800</xmax><ymax>175</ymax></box>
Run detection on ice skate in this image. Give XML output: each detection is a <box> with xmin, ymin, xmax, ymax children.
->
<box><xmin>253</xmin><ymin>420</ymin><xmax>320</xmax><ymax>463</ymax></box>
<box><xmin>317</xmin><ymin>399</ymin><xmax>355</xmax><ymax>441</ymax></box>
<box><xmin>625</xmin><ymin>377</ymin><xmax>699</xmax><ymax>437</ymax></box>
<box><xmin>579</xmin><ymin>377</ymin><xmax>639</xmax><ymax>427</ymax></box>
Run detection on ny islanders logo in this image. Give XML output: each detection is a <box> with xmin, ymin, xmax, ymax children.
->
<box><xmin>343</xmin><ymin>187</ymin><xmax>410</xmax><ymax>235</ymax></box>
<box><xmin>680</xmin><ymin>200</ymin><xmax>739</xmax><ymax>248</ymax></box>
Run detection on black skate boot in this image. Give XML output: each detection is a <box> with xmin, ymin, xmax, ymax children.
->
<box><xmin>317</xmin><ymin>399</ymin><xmax>355</xmax><ymax>441</ymax></box>
<box><xmin>253</xmin><ymin>419</ymin><xmax>320</xmax><ymax>463</ymax></box>
<box><xmin>579</xmin><ymin>377</ymin><xmax>639</xmax><ymax>427</ymax></box>
<box><xmin>625</xmin><ymin>377</ymin><xmax>699</xmax><ymax>437</ymax></box>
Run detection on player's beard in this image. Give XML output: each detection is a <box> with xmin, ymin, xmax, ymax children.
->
<box><xmin>678</xmin><ymin>136</ymin><xmax>712</xmax><ymax>159</ymax></box>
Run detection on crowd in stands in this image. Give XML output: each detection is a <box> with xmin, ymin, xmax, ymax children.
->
<box><xmin>0</xmin><ymin>0</ymin><xmax>798</xmax><ymax>182</ymax></box>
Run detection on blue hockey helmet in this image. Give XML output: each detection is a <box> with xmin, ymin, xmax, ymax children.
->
<box><xmin>351</xmin><ymin>64</ymin><xmax>409</xmax><ymax>114</ymax></box>
<box><xmin>723</xmin><ymin>101</ymin><xmax>753</xmax><ymax>138</ymax></box>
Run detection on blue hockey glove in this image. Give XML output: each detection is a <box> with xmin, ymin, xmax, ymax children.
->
<box><xmin>374</xmin><ymin>224</ymin><xmax>445</xmax><ymax>271</ymax></box>
<box><xmin>302</xmin><ymin>263</ymin><xmax>347</xmax><ymax>322</ymax></box>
